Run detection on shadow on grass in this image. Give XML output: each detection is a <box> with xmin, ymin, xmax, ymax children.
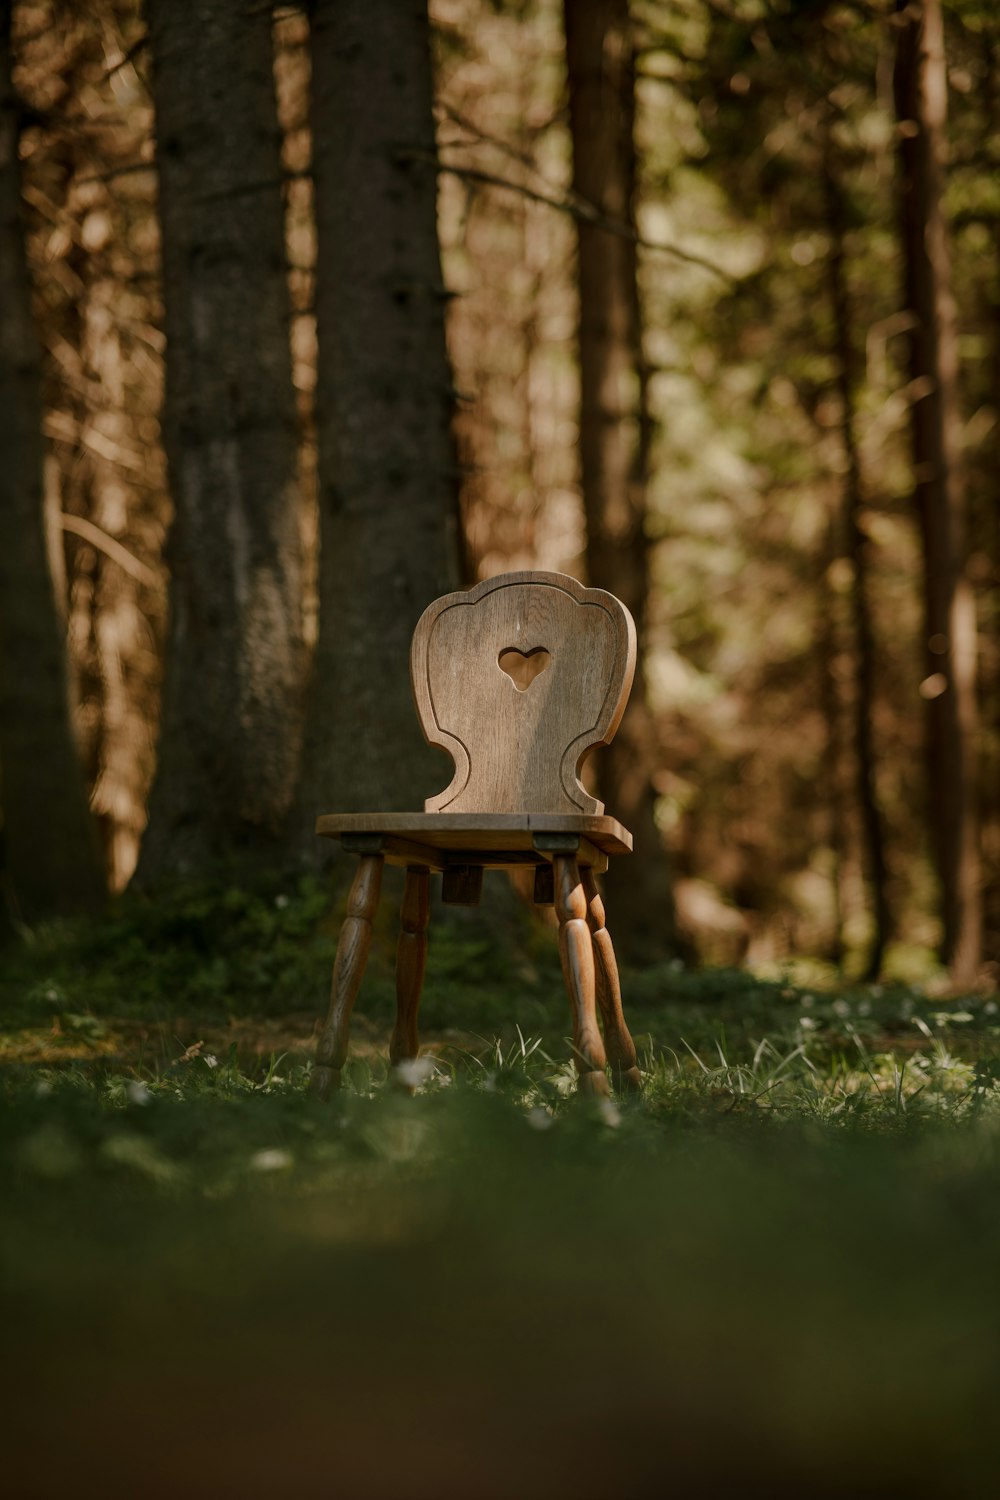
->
<box><xmin>3</xmin><ymin>1076</ymin><xmax>1000</xmax><ymax>1498</ymax></box>
<box><xmin>3</xmin><ymin>874</ymin><xmax>999</xmax><ymax>1496</ymax></box>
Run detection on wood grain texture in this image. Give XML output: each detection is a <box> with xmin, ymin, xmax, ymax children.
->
<box><xmin>583</xmin><ymin>867</ymin><xmax>642</xmax><ymax>1093</ymax></box>
<box><xmin>311</xmin><ymin>853</ymin><xmax>383</xmax><ymax>1098</ymax></box>
<box><xmin>410</xmin><ymin>572</ymin><xmax>636</xmax><ymax>815</ymax></box>
<box><xmin>553</xmin><ymin>852</ymin><xmax>610</xmax><ymax>1096</ymax></box>
<box><xmin>312</xmin><ymin>572</ymin><xmax>642</xmax><ymax>1094</ymax></box>
<box><xmin>315</xmin><ymin>830</ymin><xmax>610</xmax><ymax>876</ymax></box>
<box><xmin>441</xmin><ymin>865</ymin><xmax>484</xmax><ymax>904</ymax></box>
<box><xmin>316</xmin><ymin>811</ymin><xmax>632</xmax><ymax>855</ymax></box>
<box><xmin>391</xmin><ymin>866</ymin><xmax>429</xmax><ymax>1075</ymax></box>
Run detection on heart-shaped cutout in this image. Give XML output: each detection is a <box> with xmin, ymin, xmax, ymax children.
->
<box><xmin>498</xmin><ymin>646</ymin><xmax>552</xmax><ymax>692</ymax></box>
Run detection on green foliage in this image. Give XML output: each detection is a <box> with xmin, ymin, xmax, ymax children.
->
<box><xmin>1</xmin><ymin>870</ymin><xmax>337</xmax><ymax>1027</ymax></box>
<box><xmin>0</xmin><ymin>867</ymin><xmax>562</xmax><ymax>1034</ymax></box>
<box><xmin>3</xmin><ymin>872</ymin><xmax>995</xmax><ymax>1079</ymax></box>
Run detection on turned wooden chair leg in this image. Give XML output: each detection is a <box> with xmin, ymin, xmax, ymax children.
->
<box><xmin>390</xmin><ymin>865</ymin><xmax>430</xmax><ymax>1077</ymax></box>
<box><xmin>311</xmin><ymin>852</ymin><xmax>383</xmax><ymax>1098</ymax></box>
<box><xmin>552</xmin><ymin>851</ymin><xmax>610</xmax><ymax>1097</ymax></box>
<box><xmin>582</xmin><ymin>867</ymin><xmax>642</xmax><ymax>1094</ymax></box>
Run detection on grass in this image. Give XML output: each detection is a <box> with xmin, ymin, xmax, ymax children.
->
<box><xmin>2</xmin><ymin>872</ymin><xmax>999</xmax><ymax>1497</ymax></box>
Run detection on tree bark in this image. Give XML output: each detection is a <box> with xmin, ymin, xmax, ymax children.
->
<box><xmin>564</xmin><ymin>0</ymin><xmax>679</xmax><ymax>962</ymax></box>
<box><xmin>980</xmin><ymin>20</ymin><xmax>1000</xmax><ymax>962</ymax></box>
<box><xmin>822</xmin><ymin>149</ymin><xmax>891</xmax><ymax>981</ymax></box>
<box><xmin>0</xmin><ymin>3</ymin><xmax>104</xmax><ymax>924</ymax></box>
<box><xmin>893</xmin><ymin>0</ymin><xmax>981</xmax><ymax>986</ymax></box>
<box><xmin>817</xmin><ymin>518</ymin><xmax>847</xmax><ymax>975</ymax></box>
<box><xmin>137</xmin><ymin>0</ymin><xmax>302</xmax><ymax>882</ymax></box>
<box><xmin>293</xmin><ymin>0</ymin><xmax>459</xmax><ymax>835</ymax></box>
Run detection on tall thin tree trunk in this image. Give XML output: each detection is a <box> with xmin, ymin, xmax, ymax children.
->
<box><xmin>980</xmin><ymin>22</ymin><xmax>1000</xmax><ymax>957</ymax></box>
<box><xmin>0</xmin><ymin>3</ymin><xmax>104</xmax><ymax>924</ymax></box>
<box><xmin>137</xmin><ymin>0</ymin><xmax>302</xmax><ymax>883</ymax></box>
<box><xmin>564</xmin><ymin>0</ymin><xmax>678</xmax><ymax>962</ymax></box>
<box><xmin>893</xmin><ymin>0</ymin><xmax>981</xmax><ymax>986</ymax></box>
<box><xmin>293</xmin><ymin>0</ymin><xmax>459</xmax><ymax>833</ymax></box>
<box><xmin>822</xmin><ymin>149</ymin><xmax>891</xmax><ymax>980</ymax></box>
<box><xmin>818</xmin><ymin>519</ymin><xmax>847</xmax><ymax>975</ymax></box>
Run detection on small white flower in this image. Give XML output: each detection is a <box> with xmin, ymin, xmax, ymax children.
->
<box><xmin>204</xmin><ymin>1054</ymin><xmax>219</xmax><ymax>1069</ymax></box>
<box><xmin>526</xmin><ymin>1106</ymin><xmax>554</xmax><ymax>1131</ymax></box>
<box><xmin>984</xmin><ymin>1001</ymin><xmax>998</xmax><ymax>1017</ymax></box>
<box><xmin>250</xmin><ymin>1148</ymin><xmax>293</xmax><ymax>1172</ymax></box>
<box><xmin>394</xmin><ymin>1056</ymin><xmax>436</xmax><ymax>1089</ymax></box>
<box><xmin>833</xmin><ymin>999</ymin><xmax>851</xmax><ymax>1019</ymax></box>
<box><xmin>127</xmin><ymin>1081</ymin><xmax>151</xmax><ymax>1106</ymax></box>
<box><xmin>799</xmin><ymin>1016</ymin><xmax>817</xmax><ymax>1030</ymax></box>
<box><xmin>597</xmin><ymin>1098</ymin><xmax>622</xmax><ymax>1128</ymax></box>
<box><xmin>274</xmin><ymin>894</ymin><xmax>289</xmax><ymax>909</ymax></box>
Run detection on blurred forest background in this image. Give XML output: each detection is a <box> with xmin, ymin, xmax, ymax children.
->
<box><xmin>1</xmin><ymin>0</ymin><xmax>998</xmax><ymax>991</ymax></box>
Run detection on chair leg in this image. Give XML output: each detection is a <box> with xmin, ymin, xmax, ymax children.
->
<box><xmin>552</xmin><ymin>852</ymin><xmax>609</xmax><ymax>1097</ymax></box>
<box><xmin>582</xmin><ymin>868</ymin><xmax>642</xmax><ymax>1094</ymax></box>
<box><xmin>311</xmin><ymin>853</ymin><xmax>383</xmax><ymax>1098</ymax></box>
<box><xmin>390</xmin><ymin>865</ymin><xmax>430</xmax><ymax>1077</ymax></box>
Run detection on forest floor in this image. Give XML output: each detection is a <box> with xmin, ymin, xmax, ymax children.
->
<box><xmin>2</xmin><ymin>872</ymin><xmax>999</xmax><ymax>1498</ymax></box>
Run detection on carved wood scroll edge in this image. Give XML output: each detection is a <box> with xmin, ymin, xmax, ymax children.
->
<box><xmin>410</xmin><ymin>571</ymin><xmax>637</xmax><ymax>815</ymax></box>
<box><xmin>560</xmin><ymin>590</ymin><xmax>637</xmax><ymax>811</ymax></box>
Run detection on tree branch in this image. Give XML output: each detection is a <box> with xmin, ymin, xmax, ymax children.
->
<box><xmin>76</xmin><ymin>159</ymin><xmax>157</xmax><ymax>187</ymax></box>
<box><xmin>101</xmin><ymin>33</ymin><xmax>149</xmax><ymax>84</ymax></box>
<box><xmin>84</xmin><ymin>145</ymin><xmax>734</xmax><ymax>283</ymax></box>
<box><xmin>419</xmin><ymin>152</ymin><xmax>737</xmax><ymax>282</ymax></box>
<box><xmin>60</xmin><ymin>514</ymin><xmax>160</xmax><ymax>589</ymax></box>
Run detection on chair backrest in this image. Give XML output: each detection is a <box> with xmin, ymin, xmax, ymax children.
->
<box><xmin>410</xmin><ymin>571</ymin><xmax>636</xmax><ymax>815</ymax></box>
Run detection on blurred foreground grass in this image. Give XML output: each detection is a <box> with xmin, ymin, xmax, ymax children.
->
<box><xmin>2</xmin><ymin>873</ymin><xmax>1000</xmax><ymax>1498</ymax></box>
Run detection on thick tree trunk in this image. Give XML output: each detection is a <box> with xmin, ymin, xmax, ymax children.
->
<box><xmin>822</xmin><ymin>152</ymin><xmax>891</xmax><ymax>981</ymax></box>
<box><xmin>294</xmin><ymin>0</ymin><xmax>459</xmax><ymax>834</ymax></box>
<box><xmin>893</xmin><ymin>0</ymin><xmax>981</xmax><ymax>986</ymax></box>
<box><xmin>0</xmin><ymin>4</ymin><xmax>104</xmax><ymax>924</ymax></box>
<box><xmin>564</xmin><ymin>0</ymin><xmax>678</xmax><ymax>962</ymax></box>
<box><xmin>137</xmin><ymin>0</ymin><xmax>302</xmax><ymax>882</ymax></box>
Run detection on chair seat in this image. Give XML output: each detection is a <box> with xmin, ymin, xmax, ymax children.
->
<box><xmin>315</xmin><ymin>811</ymin><xmax>632</xmax><ymax>871</ymax></box>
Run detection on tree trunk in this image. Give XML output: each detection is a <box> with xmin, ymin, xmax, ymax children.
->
<box><xmin>137</xmin><ymin>0</ymin><xmax>302</xmax><ymax>883</ymax></box>
<box><xmin>822</xmin><ymin>149</ymin><xmax>891</xmax><ymax>981</ymax></box>
<box><xmin>293</xmin><ymin>0</ymin><xmax>459</xmax><ymax>835</ymax></box>
<box><xmin>818</xmin><ymin>518</ymin><xmax>847</xmax><ymax>975</ymax></box>
<box><xmin>0</xmin><ymin>3</ymin><xmax>104</xmax><ymax>925</ymax></box>
<box><xmin>979</xmin><ymin>20</ymin><xmax>1000</xmax><ymax>962</ymax></box>
<box><xmin>564</xmin><ymin>0</ymin><xmax>679</xmax><ymax>962</ymax></box>
<box><xmin>893</xmin><ymin>0</ymin><xmax>981</xmax><ymax>986</ymax></box>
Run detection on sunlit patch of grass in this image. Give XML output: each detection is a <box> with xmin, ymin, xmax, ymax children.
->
<box><xmin>5</xmin><ymin>949</ymin><xmax>999</xmax><ymax>1131</ymax></box>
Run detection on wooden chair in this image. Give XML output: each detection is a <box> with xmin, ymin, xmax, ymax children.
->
<box><xmin>311</xmin><ymin>570</ymin><xmax>643</xmax><ymax>1099</ymax></box>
